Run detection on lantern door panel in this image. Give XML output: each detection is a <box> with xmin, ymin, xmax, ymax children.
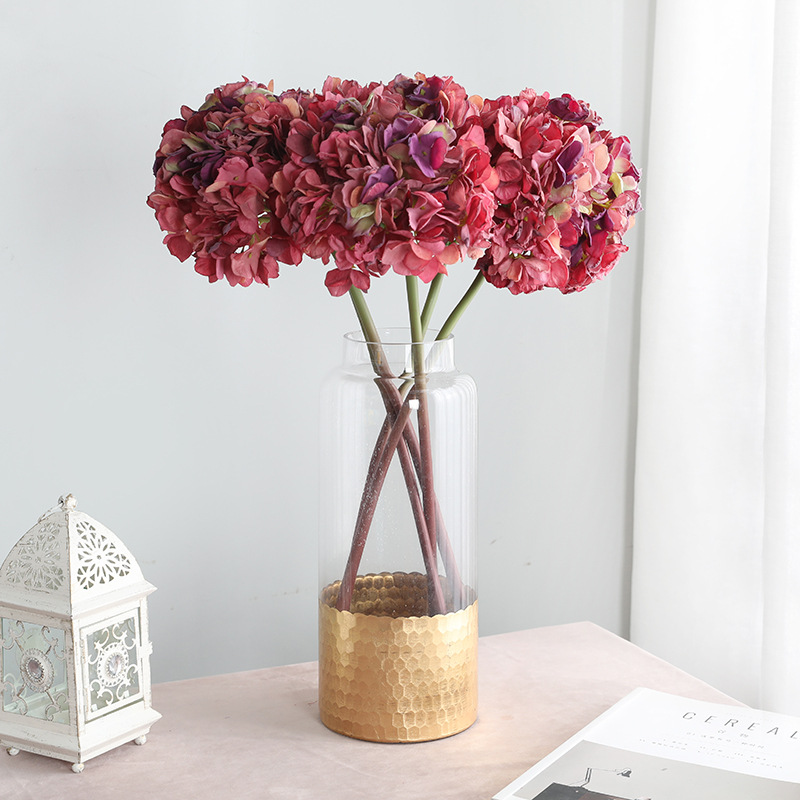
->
<box><xmin>1</xmin><ymin>618</ymin><xmax>70</xmax><ymax>724</ymax></box>
<box><xmin>82</xmin><ymin>610</ymin><xmax>143</xmax><ymax>721</ymax></box>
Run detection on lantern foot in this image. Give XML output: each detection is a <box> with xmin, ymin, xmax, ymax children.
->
<box><xmin>7</xmin><ymin>747</ymin><xmax>20</xmax><ymax>756</ymax></box>
<box><xmin>134</xmin><ymin>735</ymin><xmax>147</xmax><ymax>746</ymax></box>
<box><xmin>71</xmin><ymin>762</ymin><xmax>85</xmax><ymax>774</ymax></box>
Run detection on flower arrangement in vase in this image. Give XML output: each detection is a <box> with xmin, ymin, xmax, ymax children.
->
<box><xmin>148</xmin><ymin>73</ymin><xmax>641</xmax><ymax>742</ymax></box>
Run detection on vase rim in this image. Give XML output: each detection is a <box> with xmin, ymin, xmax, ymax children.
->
<box><xmin>344</xmin><ymin>328</ymin><xmax>454</xmax><ymax>346</ymax></box>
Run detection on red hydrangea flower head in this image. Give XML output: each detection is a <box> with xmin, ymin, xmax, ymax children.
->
<box><xmin>476</xmin><ymin>89</ymin><xmax>641</xmax><ymax>294</ymax></box>
<box><xmin>271</xmin><ymin>73</ymin><xmax>496</xmax><ymax>296</ymax></box>
<box><xmin>148</xmin><ymin>78</ymin><xmax>639</xmax><ymax>299</ymax></box>
<box><xmin>147</xmin><ymin>78</ymin><xmax>305</xmax><ymax>287</ymax></box>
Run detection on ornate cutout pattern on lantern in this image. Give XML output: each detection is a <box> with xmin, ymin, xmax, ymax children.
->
<box><xmin>3</xmin><ymin>521</ymin><xmax>66</xmax><ymax>592</ymax></box>
<box><xmin>74</xmin><ymin>521</ymin><xmax>132</xmax><ymax>590</ymax></box>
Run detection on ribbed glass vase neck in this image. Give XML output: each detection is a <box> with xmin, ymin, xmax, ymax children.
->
<box><xmin>343</xmin><ymin>329</ymin><xmax>456</xmax><ymax>375</ymax></box>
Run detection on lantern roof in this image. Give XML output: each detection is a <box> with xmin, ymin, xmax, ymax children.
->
<box><xmin>0</xmin><ymin>495</ymin><xmax>155</xmax><ymax>618</ymax></box>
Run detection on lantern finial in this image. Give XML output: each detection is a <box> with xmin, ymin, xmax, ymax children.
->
<box><xmin>58</xmin><ymin>494</ymin><xmax>77</xmax><ymax>511</ymax></box>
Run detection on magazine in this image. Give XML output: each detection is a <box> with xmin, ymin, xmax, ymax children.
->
<box><xmin>493</xmin><ymin>688</ymin><xmax>800</xmax><ymax>800</ymax></box>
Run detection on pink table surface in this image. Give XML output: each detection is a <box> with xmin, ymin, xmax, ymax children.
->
<box><xmin>1</xmin><ymin>622</ymin><xmax>737</xmax><ymax>799</ymax></box>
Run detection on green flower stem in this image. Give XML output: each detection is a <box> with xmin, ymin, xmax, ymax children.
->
<box><xmin>418</xmin><ymin>271</ymin><xmax>481</xmax><ymax>606</ymax></box>
<box><xmin>340</xmin><ymin>271</ymin><xmax>487</xmax><ymax>613</ymax></box>
<box><xmin>420</xmin><ymin>273</ymin><xmax>444</xmax><ymax>335</ymax></box>
<box><xmin>406</xmin><ymin>277</ymin><xmax>440</xmax><ymax>601</ymax></box>
<box><xmin>406</xmin><ymin>275</ymin><xmax>424</xmax><ymax>346</ymax></box>
<box><xmin>406</xmin><ymin>273</ymin><xmax>469</xmax><ymax>606</ymax></box>
<box><xmin>342</xmin><ymin>287</ymin><xmax>446</xmax><ymax>615</ymax></box>
<box><xmin>348</xmin><ymin>286</ymin><xmax>386</xmax><ymax>376</ymax></box>
<box><xmin>343</xmin><ymin>275</ymin><xmax>482</xmax><ymax>613</ymax></box>
<box><xmin>348</xmin><ymin>286</ymin><xmax>380</xmax><ymax>341</ymax></box>
<box><xmin>437</xmin><ymin>271</ymin><xmax>486</xmax><ymax>340</ymax></box>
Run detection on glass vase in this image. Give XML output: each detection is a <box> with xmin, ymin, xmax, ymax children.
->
<box><xmin>318</xmin><ymin>329</ymin><xmax>478</xmax><ymax>742</ymax></box>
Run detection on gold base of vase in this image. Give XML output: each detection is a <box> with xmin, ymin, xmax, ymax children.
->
<box><xmin>319</xmin><ymin>572</ymin><xmax>478</xmax><ymax>743</ymax></box>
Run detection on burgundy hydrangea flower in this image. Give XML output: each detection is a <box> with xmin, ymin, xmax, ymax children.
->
<box><xmin>147</xmin><ymin>79</ymin><xmax>305</xmax><ymax>287</ymax></box>
<box><xmin>476</xmin><ymin>89</ymin><xmax>641</xmax><ymax>294</ymax></box>
<box><xmin>270</xmin><ymin>72</ymin><xmax>496</xmax><ymax>296</ymax></box>
<box><xmin>148</xmin><ymin>77</ymin><xmax>639</xmax><ymax>299</ymax></box>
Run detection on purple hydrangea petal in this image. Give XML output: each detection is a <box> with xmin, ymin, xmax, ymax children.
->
<box><xmin>362</xmin><ymin>165</ymin><xmax>397</xmax><ymax>202</ymax></box>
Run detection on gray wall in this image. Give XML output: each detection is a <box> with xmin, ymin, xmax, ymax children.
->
<box><xmin>0</xmin><ymin>0</ymin><xmax>651</xmax><ymax>681</ymax></box>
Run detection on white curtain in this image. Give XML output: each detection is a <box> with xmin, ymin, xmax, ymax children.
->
<box><xmin>631</xmin><ymin>0</ymin><xmax>800</xmax><ymax>714</ymax></box>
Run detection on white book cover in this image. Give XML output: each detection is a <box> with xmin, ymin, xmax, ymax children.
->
<box><xmin>494</xmin><ymin>688</ymin><xmax>800</xmax><ymax>800</ymax></box>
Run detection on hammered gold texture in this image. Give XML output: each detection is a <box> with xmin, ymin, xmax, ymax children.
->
<box><xmin>319</xmin><ymin>572</ymin><xmax>478</xmax><ymax>743</ymax></box>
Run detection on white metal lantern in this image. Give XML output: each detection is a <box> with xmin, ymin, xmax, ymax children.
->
<box><xmin>0</xmin><ymin>495</ymin><xmax>160</xmax><ymax>772</ymax></box>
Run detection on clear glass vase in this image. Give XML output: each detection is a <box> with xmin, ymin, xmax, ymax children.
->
<box><xmin>318</xmin><ymin>329</ymin><xmax>478</xmax><ymax>742</ymax></box>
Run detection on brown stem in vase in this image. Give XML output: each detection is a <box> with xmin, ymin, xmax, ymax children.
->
<box><xmin>352</xmin><ymin>377</ymin><xmax>466</xmax><ymax>610</ymax></box>
<box><xmin>385</xmin><ymin>273</ymin><xmax>485</xmax><ymax>608</ymax></box>
<box><xmin>337</xmin><ymin>290</ymin><xmax>447</xmax><ymax>613</ymax></box>
<box><xmin>339</xmin><ymin>287</ymin><xmax>468</xmax><ymax>615</ymax></box>
<box><xmin>395</xmin><ymin>435</ymin><xmax>447</xmax><ymax>613</ymax></box>
<box><xmin>377</xmin><ymin>387</ymin><xmax>445</xmax><ymax>614</ymax></box>
<box><xmin>406</xmin><ymin>277</ymin><xmax>445</xmax><ymax>602</ymax></box>
<box><xmin>335</xmin><ymin>386</ymin><xmax>446</xmax><ymax>615</ymax></box>
<box><xmin>335</xmin><ymin>397</ymin><xmax>413</xmax><ymax>611</ymax></box>
<box><xmin>359</xmin><ymin>390</ymin><xmax>456</xmax><ymax>613</ymax></box>
<box><xmin>333</xmin><ymin>370</ymin><xmax>447</xmax><ymax>613</ymax></box>
<box><xmin>399</xmin><ymin>423</ymin><xmax>466</xmax><ymax>606</ymax></box>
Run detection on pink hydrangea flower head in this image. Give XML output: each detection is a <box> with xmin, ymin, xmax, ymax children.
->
<box><xmin>476</xmin><ymin>89</ymin><xmax>641</xmax><ymax>294</ymax></box>
<box><xmin>269</xmin><ymin>73</ymin><xmax>496</xmax><ymax>295</ymax></box>
<box><xmin>147</xmin><ymin>78</ymin><xmax>305</xmax><ymax>287</ymax></box>
<box><xmin>148</xmin><ymin>77</ymin><xmax>638</xmax><ymax>298</ymax></box>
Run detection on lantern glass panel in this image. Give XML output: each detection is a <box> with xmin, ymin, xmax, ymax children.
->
<box><xmin>84</xmin><ymin>610</ymin><xmax>142</xmax><ymax>720</ymax></box>
<box><xmin>1</xmin><ymin>618</ymin><xmax>70</xmax><ymax>724</ymax></box>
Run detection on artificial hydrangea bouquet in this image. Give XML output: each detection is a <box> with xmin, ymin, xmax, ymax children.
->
<box><xmin>147</xmin><ymin>73</ymin><xmax>640</xmax><ymax>614</ymax></box>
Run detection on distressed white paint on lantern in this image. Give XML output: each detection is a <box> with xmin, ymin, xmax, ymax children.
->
<box><xmin>0</xmin><ymin>495</ymin><xmax>160</xmax><ymax>773</ymax></box>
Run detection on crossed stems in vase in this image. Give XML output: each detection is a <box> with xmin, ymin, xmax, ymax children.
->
<box><xmin>335</xmin><ymin>272</ymin><xmax>484</xmax><ymax>616</ymax></box>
